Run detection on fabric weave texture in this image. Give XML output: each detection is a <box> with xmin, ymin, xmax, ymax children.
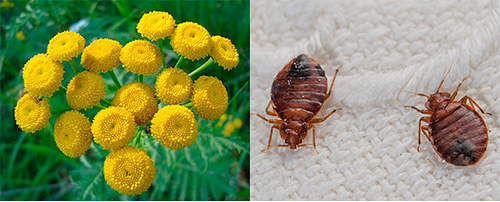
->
<box><xmin>250</xmin><ymin>0</ymin><xmax>500</xmax><ymax>200</ymax></box>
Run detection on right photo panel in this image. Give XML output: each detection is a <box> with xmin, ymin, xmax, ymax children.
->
<box><xmin>250</xmin><ymin>0</ymin><xmax>500</xmax><ymax>200</ymax></box>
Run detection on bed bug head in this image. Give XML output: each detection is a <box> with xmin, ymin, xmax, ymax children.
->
<box><xmin>279</xmin><ymin>121</ymin><xmax>307</xmax><ymax>149</ymax></box>
<box><xmin>425</xmin><ymin>61</ymin><xmax>454</xmax><ymax>110</ymax></box>
<box><xmin>425</xmin><ymin>92</ymin><xmax>451</xmax><ymax>110</ymax></box>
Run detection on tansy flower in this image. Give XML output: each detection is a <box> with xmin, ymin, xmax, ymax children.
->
<box><xmin>233</xmin><ymin>118</ymin><xmax>243</xmax><ymax>129</ymax></box>
<box><xmin>91</xmin><ymin>107</ymin><xmax>137</xmax><ymax>150</ymax></box>
<box><xmin>103</xmin><ymin>146</ymin><xmax>156</xmax><ymax>195</ymax></box>
<box><xmin>120</xmin><ymin>40</ymin><xmax>162</xmax><ymax>75</ymax></box>
<box><xmin>221</xmin><ymin>122</ymin><xmax>234</xmax><ymax>137</ymax></box>
<box><xmin>151</xmin><ymin>105</ymin><xmax>197</xmax><ymax>150</ymax></box>
<box><xmin>66</xmin><ymin>71</ymin><xmax>106</xmax><ymax>110</ymax></box>
<box><xmin>210</xmin><ymin>35</ymin><xmax>239</xmax><ymax>70</ymax></box>
<box><xmin>53</xmin><ymin>110</ymin><xmax>92</xmax><ymax>158</ymax></box>
<box><xmin>170</xmin><ymin>22</ymin><xmax>213</xmax><ymax>61</ymax></box>
<box><xmin>112</xmin><ymin>82</ymin><xmax>158</xmax><ymax>126</ymax></box>
<box><xmin>80</xmin><ymin>38</ymin><xmax>122</xmax><ymax>73</ymax></box>
<box><xmin>155</xmin><ymin>67</ymin><xmax>192</xmax><ymax>104</ymax></box>
<box><xmin>191</xmin><ymin>76</ymin><xmax>228</xmax><ymax>120</ymax></box>
<box><xmin>47</xmin><ymin>31</ymin><xmax>85</xmax><ymax>62</ymax></box>
<box><xmin>22</xmin><ymin>54</ymin><xmax>65</xmax><ymax>98</ymax></box>
<box><xmin>16</xmin><ymin>31</ymin><xmax>25</xmax><ymax>41</ymax></box>
<box><xmin>14</xmin><ymin>93</ymin><xmax>51</xmax><ymax>133</ymax></box>
<box><xmin>136</xmin><ymin>11</ymin><xmax>176</xmax><ymax>41</ymax></box>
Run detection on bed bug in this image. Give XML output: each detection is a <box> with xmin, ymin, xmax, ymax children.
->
<box><xmin>254</xmin><ymin>54</ymin><xmax>342</xmax><ymax>153</ymax></box>
<box><xmin>402</xmin><ymin>63</ymin><xmax>488</xmax><ymax>166</ymax></box>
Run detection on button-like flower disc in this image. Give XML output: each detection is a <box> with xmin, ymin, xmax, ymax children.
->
<box><xmin>54</xmin><ymin>110</ymin><xmax>92</xmax><ymax>158</ymax></box>
<box><xmin>210</xmin><ymin>35</ymin><xmax>239</xmax><ymax>70</ymax></box>
<box><xmin>112</xmin><ymin>82</ymin><xmax>158</xmax><ymax>126</ymax></box>
<box><xmin>22</xmin><ymin>54</ymin><xmax>64</xmax><ymax>98</ymax></box>
<box><xmin>103</xmin><ymin>146</ymin><xmax>156</xmax><ymax>195</ymax></box>
<box><xmin>151</xmin><ymin>105</ymin><xmax>198</xmax><ymax>150</ymax></box>
<box><xmin>66</xmin><ymin>71</ymin><xmax>106</xmax><ymax>110</ymax></box>
<box><xmin>80</xmin><ymin>38</ymin><xmax>122</xmax><ymax>73</ymax></box>
<box><xmin>14</xmin><ymin>93</ymin><xmax>51</xmax><ymax>133</ymax></box>
<box><xmin>47</xmin><ymin>31</ymin><xmax>85</xmax><ymax>62</ymax></box>
<box><xmin>169</xmin><ymin>22</ymin><xmax>213</xmax><ymax>61</ymax></box>
<box><xmin>91</xmin><ymin>106</ymin><xmax>137</xmax><ymax>150</ymax></box>
<box><xmin>120</xmin><ymin>40</ymin><xmax>162</xmax><ymax>75</ymax></box>
<box><xmin>155</xmin><ymin>67</ymin><xmax>192</xmax><ymax>104</ymax></box>
<box><xmin>136</xmin><ymin>11</ymin><xmax>176</xmax><ymax>41</ymax></box>
<box><xmin>192</xmin><ymin>76</ymin><xmax>228</xmax><ymax>120</ymax></box>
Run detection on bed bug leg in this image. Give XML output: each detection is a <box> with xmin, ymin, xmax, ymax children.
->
<box><xmin>309</xmin><ymin>108</ymin><xmax>341</xmax><ymax>124</ymax></box>
<box><xmin>262</xmin><ymin>124</ymin><xmax>281</xmax><ymax>152</ymax></box>
<box><xmin>404</xmin><ymin>106</ymin><xmax>433</xmax><ymax>114</ymax></box>
<box><xmin>449</xmin><ymin>78</ymin><xmax>467</xmax><ymax>101</ymax></box>
<box><xmin>417</xmin><ymin>117</ymin><xmax>431</xmax><ymax>152</ymax></box>
<box><xmin>265</xmin><ymin>100</ymin><xmax>277</xmax><ymax>116</ymax></box>
<box><xmin>311</xmin><ymin>124</ymin><xmax>319</xmax><ymax>154</ymax></box>
<box><xmin>459</xmin><ymin>96</ymin><xmax>486</xmax><ymax>114</ymax></box>
<box><xmin>252</xmin><ymin>113</ymin><xmax>283</xmax><ymax>124</ymax></box>
<box><xmin>325</xmin><ymin>65</ymin><xmax>343</xmax><ymax>99</ymax></box>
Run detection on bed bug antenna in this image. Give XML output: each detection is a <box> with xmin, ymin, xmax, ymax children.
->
<box><xmin>400</xmin><ymin>88</ymin><xmax>430</xmax><ymax>98</ymax></box>
<box><xmin>436</xmin><ymin>61</ymin><xmax>454</xmax><ymax>93</ymax></box>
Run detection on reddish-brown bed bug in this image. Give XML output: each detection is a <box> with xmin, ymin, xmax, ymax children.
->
<box><xmin>402</xmin><ymin>63</ymin><xmax>489</xmax><ymax>166</ymax></box>
<box><xmin>254</xmin><ymin>54</ymin><xmax>342</xmax><ymax>153</ymax></box>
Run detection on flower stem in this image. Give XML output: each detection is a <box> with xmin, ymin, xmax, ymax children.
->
<box><xmin>51</xmin><ymin>108</ymin><xmax>72</xmax><ymax>114</ymax></box>
<box><xmin>157</xmin><ymin>39</ymin><xmax>167</xmax><ymax>69</ymax></box>
<box><xmin>188</xmin><ymin>57</ymin><xmax>214</xmax><ymax>77</ymax></box>
<box><xmin>68</xmin><ymin>59</ymin><xmax>79</xmax><ymax>75</ymax></box>
<box><xmin>59</xmin><ymin>85</ymin><xmax>67</xmax><ymax>92</ymax></box>
<box><xmin>100</xmin><ymin>99</ymin><xmax>113</xmax><ymax>106</ymax></box>
<box><xmin>174</xmin><ymin>55</ymin><xmax>184</xmax><ymax>69</ymax></box>
<box><xmin>107</xmin><ymin>69</ymin><xmax>121</xmax><ymax>88</ymax></box>
<box><xmin>184</xmin><ymin>102</ymin><xmax>193</xmax><ymax>108</ymax></box>
<box><xmin>228</xmin><ymin>80</ymin><xmax>249</xmax><ymax>106</ymax></box>
<box><xmin>138</xmin><ymin>74</ymin><xmax>143</xmax><ymax>82</ymax></box>
<box><xmin>93</xmin><ymin>104</ymin><xmax>106</xmax><ymax>109</ymax></box>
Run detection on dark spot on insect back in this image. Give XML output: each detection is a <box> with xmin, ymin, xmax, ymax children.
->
<box><xmin>448</xmin><ymin>138</ymin><xmax>476</xmax><ymax>166</ymax></box>
<box><xmin>287</xmin><ymin>56</ymin><xmax>312</xmax><ymax>80</ymax></box>
<box><xmin>314</xmin><ymin>65</ymin><xmax>325</xmax><ymax>77</ymax></box>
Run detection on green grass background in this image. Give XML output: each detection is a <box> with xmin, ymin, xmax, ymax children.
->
<box><xmin>0</xmin><ymin>0</ymin><xmax>249</xmax><ymax>200</ymax></box>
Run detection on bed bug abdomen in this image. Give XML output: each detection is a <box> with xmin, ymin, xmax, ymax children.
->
<box><xmin>430</xmin><ymin>103</ymin><xmax>488</xmax><ymax>166</ymax></box>
<box><xmin>271</xmin><ymin>54</ymin><xmax>328</xmax><ymax>122</ymax></box>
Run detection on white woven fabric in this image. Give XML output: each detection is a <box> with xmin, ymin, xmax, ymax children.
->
<box><xmin>250</xmin><ymin>0</ymin><xmax>500</xmax><ymax>200</ymax></box>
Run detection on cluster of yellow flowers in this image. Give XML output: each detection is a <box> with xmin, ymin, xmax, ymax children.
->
<box><xmin>14</xmin><ymin>10</ymin><xmax>240</xmax><ymax>196</ymax></box>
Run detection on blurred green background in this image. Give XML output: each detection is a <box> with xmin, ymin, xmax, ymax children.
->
<box><xmin>0</xmin><ymin>0</ymin><xmax>249</xmax><ymax>200</ymax></box>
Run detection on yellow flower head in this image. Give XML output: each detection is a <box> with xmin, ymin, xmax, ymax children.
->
<box><xmin>192</xmin><ymin>76</ymin><xmax>228</xmax><ymax>120</ymax></box>
<box><xmin>47</xmin><ymin>31</ymin><xmax>85</xmax><ymax>62</ymax></box>
<box><xmin>16</xmin><ymin>31</ymin><xmax>25</xmax><ymax>41</ymax></box>
<box><xmin>66</xmin><ymin>71</ymin><xmax>106</xmax><ymax>110</ymax></box>
<box><xmin>170</xmin><ymin>22</ymin><xmax>213</xmax><ymax>61</ymax></box>
<box><xmin>54</xmin><ymin>110</ymin><xmax>92</xmax><ymax>158</ymax></box>
<box><xmin>210</xmin><ymin>35</ymin><xmax>239</xmax><ymax>70</ymax></box>
<box><xmin>104</xmin><ymin>146</ymin><xmax>156</xmax><ymax>195</ymax></box>
<box><xmin>137</xmin><ymin>11</ymin><xmax>176</xmax><ymax>41</ymax></box>
<box><xmin>155</xmin><ymin>67</ymin><xmax>192</xmax><ymax>104</ymax></box>
<box><xmin>120</xmin><ymin>40</ymin><xmax>162</xmax><ymax>75</ymax></box>
<box><xmin>151</xmin><ymin>105</ymin><xmax>197</xmax><ymax>150</ymax></box>
<box><xmin>91</xmin><ymin>106</ymin><xmax>137</xmax><ymax>150</ymax></box>
<box><xmin>221</xmin><ymin>122</ymin><xmax>235</xmax><ymax>137</ymax></box>
<box><xmin>112</xmin><ymin>82</ymin><xmax>158</xmax><ymax>126</ymax></box>
<box><xmin>233</xmin><ymin>118</ymin><xmax>243</xmax><ymax>129</ymax></box>
<box><xmin>80</xmin><ymin>38</ymin><xmax>122</xmax><ymax>73</ymax></box>
<box><xmin>14</xmin><ymin>93</ymin><xmax>51</xmax><ymax>133</ymax></box>
<box><xmin>22</xmin><ymin>54</ymin><xmax>64</xmax><ymax>98</ymax></box>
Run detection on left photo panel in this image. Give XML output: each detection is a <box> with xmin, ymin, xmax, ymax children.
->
<box><xmin>0</xmin><ymin>1</ymin><xmax>249</xmax><ymax>200</ymax></box>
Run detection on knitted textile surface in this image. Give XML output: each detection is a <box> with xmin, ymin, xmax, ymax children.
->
<box><xmin>250</xmin><ymin>0</ymin><xmax>500</xmax><ymax>200</ymax></box>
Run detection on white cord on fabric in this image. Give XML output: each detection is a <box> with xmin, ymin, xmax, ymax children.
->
<box><xmin>250</xmin><ymin>0</ymin><xmax>500</xmax><ymax>200</ymax></box>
